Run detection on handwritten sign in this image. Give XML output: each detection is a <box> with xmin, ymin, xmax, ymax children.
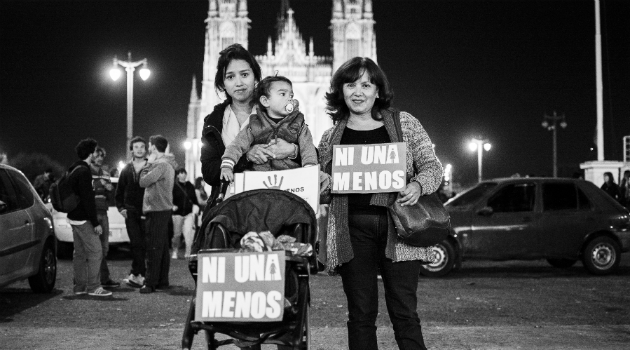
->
<box><xmin>195</xmin><ymin>251</ymin><xmax>286</xmax><ymax>322</ymax></box>
<box><xmin>331</xmin><ymin>142</ymin><xmax>407</xmax><ymax>193</ymax></box>
<box><xmin>225</xmin><ymin>166</ymin><xmax>320</xmax><ymax>211</ymax></box>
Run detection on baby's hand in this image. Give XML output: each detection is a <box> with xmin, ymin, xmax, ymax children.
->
<box><xmin>220</xmin><ymin>168</ymin><xmax>234</xmax><ymax>182</ymax></box>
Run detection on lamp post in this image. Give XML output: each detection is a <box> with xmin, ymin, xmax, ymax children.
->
<box><xmin>110</xmin><ymin>52</ymin><xmax>150</xmax><ymax>152</ymax></box>
<box><xmin>542</xmin><ymin>111</ymin><xmax>567</xmax><ymax>177</ymax></box>
<box><xmin>469</xmin><ymin>138</ymin><xmax>491</xmax><ymax>182</ymax></box>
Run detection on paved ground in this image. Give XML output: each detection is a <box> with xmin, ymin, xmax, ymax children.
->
<box><xmin>1</xmin><ymin>249</ymin><xmax>629</xmax><ymax>350</ymax></box>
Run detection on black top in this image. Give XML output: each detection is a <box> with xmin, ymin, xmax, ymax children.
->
<box><xmin>340</xmin><ymin>125</ymin><xmax>390</xmax><ymax>208</ymax></box>
<box><xmin>67</xmin><ymin>161</ymin><xmax>99</xmax><ymax>226</ymax></box>
<box><xmin>172</xmin><ymin>180</ymin><xmax>199</xmax><ymax>216</ymax></box>
<box><xmin>115</xmin><ymin>161</ymin><xmax>146</xmax><ymax>212</ymax></box>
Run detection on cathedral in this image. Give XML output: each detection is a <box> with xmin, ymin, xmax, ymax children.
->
<box><xmin>184</xmin><ymin>0</ymin><xmax>377</xmax><ymax>178</ymax></box>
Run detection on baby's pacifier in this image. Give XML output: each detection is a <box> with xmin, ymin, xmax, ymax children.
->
<box><xmin>285</xmin><ymin>99</ymin><xmax>299</xmax><ymax>113</ymax></box>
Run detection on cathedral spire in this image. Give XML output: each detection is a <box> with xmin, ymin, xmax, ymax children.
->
<box><xmin>364</xmin><ymin>0</ymin><xmax>373</xmax><ymax>19</ymax></box>
<box><xmin>238</xmin><ymin>0</ymin><xmax>248</xmax><ymax>17</ymax></box>
<box><xmin>309</xmin><ymin>37</ymin><xmax>314</xmax><ymax>57</ymax></box>
<box><xmin>276</xmin><ymin>0</ymin><xmax>291</xmax><ymax>39</ymax></box>
<box><xmin>332</xmin><ymin>0</ymin><xmax>343</xmax><ymax>19</ymax></box>
<box><xmin>209</xmin><ymin>0</ymin><xmax>217</xmax><ymax>16</ymax></box>
<box><xmin>190</xmin><ymin>75</ymin><xmax>198</xmax><ymax>102</ymax></box>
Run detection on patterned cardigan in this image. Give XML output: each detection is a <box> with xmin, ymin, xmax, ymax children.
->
<box><xmin>318</xmin><ymin>108</ymin><xmax>443</xmax><ymax>273</ymax></box>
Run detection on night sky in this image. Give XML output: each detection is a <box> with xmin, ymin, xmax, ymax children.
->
<box><xmin>1</xmin><ymin>0</ymin><xmax>629</xmax><ymax>187</ymax></box>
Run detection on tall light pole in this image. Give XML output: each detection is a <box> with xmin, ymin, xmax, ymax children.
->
<box><xmin>110</xmin><ymin>52</ymin><xmax>150</xmax><ymax>152</ymax></box>
<box><xmin>542</xmin><ymin>111</ymin><xmax>567</xmax><ymax>178</ymax></box>
<box><xmin>469</xmin><ymin>138</ymin><xmax>491</xmax><ymax>183</ymax></box>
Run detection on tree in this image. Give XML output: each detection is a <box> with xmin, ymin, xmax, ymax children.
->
<box><xmin>9</xmin><ymin>152</ymin><xmax>65</xmax><ymax>183</ymax></box>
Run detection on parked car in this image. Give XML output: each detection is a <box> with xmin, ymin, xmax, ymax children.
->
<box><xmin>48</xmin><ymin>177</ymin><xmax>129</xmax><ymax>258</ymax></box>
<box><xmin>0</xmin><ymin>164</ymin><xmax>57</xmax><ymax>293</ymax></box>
<box><xmin>421</xmin><ymin>177</ymin><xmax>630</xmax><ymax>277</ymax></box>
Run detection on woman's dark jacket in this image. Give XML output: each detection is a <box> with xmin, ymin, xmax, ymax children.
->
<box><xmin>172</xmin><ymin>180</ymin><xmax>198</xmax><ymax>216</ymax></box>
<box><xmin>200</xmin><ymin>101</ymin><xmax>251</xmax><ymax>206</ymax></box>
<box><xmin>601</xmin><ymin>182</ymin><xmax>620</xmax><ymax>201</ymax></box>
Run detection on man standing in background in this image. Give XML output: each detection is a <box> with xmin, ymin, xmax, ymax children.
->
<box><xmin>68</xmin><ymin>138</ymin><xmax>111</xmax><ymax>297</ymax></box>
<box><xmin>138</xmin><ymin>135</ymin><xmax>177</xmax><ymax>294</ymax></box>
<box><xmin>116</xmin><ymin>136</ymin><xmax>148</xmax><ymax>288</ymax></box>
<box><xmin>91</xmin><ymin>146</ymin><xmax>120</xmax><ymax>289</ymax></box>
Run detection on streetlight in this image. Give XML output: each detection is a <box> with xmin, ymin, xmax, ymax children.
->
<box><xmin>110</xmin><ymin>52</ymin><xmax>150</xmax><ymax>153</ymax></box>
<box><xmin>541</xmin><ymin>111</ymin><xmax>567</xmax><ymax>177</ymax></box>
<box><xmin>469</xmin><ymin>138</ymin><xmax>491</xmax><ymax>182</ymax></box>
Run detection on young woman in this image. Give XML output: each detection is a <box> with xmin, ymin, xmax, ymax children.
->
<box><xmin>200</xmin><ymin>44</ymin><xmax>298</xmax><ymax>207</ymax></box>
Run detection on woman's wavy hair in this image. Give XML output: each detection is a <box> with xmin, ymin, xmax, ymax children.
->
<box><xmin>214</xmin><ymin>44</ymin><xmax>262</xmax><ymax>104</ymax></box>
<box><xmin>325</xmin><ymin>57</ymin><xmax>394</xmax><ymax>123</ymax></box>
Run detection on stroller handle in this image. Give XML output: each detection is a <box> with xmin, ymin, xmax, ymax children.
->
<box><xmin>215</xmin><ymin>180</ymin><xmax>230</xmax><ymax>205</ymax></box>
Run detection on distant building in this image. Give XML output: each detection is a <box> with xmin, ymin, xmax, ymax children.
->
<box><xmin>184</xmin><ymin>0</ymin><xmax>377</xmax><ymax>178</ymax></box>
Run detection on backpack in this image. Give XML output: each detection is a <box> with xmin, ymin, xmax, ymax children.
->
<box><xmin>49</xmin><ymin>164</ymin><xmax>87</xmax><ymax>213</ymax></box>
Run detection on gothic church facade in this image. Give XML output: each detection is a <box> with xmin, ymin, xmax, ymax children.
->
<box><xmin>184</xmin><ymin>0</ymin><xmax>377</xmax><ymax>178</ymax></box>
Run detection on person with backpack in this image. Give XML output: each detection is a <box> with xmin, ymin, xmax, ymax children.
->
<box><xmin>171</xmin><ymin>168</ymin><xmax>199</xmax><ymax>259</ymax></box>
<box><xmin>67</xmin><ymin>138</ymin><xmax>112</xmax><ymax>297</ymax></box>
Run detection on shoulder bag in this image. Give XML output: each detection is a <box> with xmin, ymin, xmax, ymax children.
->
<box><xmin>387</xmin><ymin>109</ymin><xmax>451</xmax><ymax>247</ymax></box>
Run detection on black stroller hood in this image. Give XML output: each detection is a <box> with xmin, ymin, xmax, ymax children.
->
<box><xmin>192</xmin><ymin>189</ymin><xmax>318</xmax><ymax>253</ymax></box>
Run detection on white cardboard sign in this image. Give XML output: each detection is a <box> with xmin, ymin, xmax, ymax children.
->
<box><xmin>225</xmin><ymin>166</ymin><xmax>320</xmax><ymax>211</ymax></box>
<box><xmin>195</xmin><ymin>251</ymin><xmax>286</xmax><ymax>322</ymax></box>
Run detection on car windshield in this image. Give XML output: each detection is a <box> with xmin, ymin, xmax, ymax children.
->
<box><xmin>446</xmin><ymin>182</ymin><xmax>497</xmax><ymax>207</ymax></box>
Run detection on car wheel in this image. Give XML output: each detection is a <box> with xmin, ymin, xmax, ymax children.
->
<box><xmin>419</xmin><ymin>240</ymin><xmax>455</xmax><ymax>277</ymax></box>
<box><xmin>28</xmin><ymin>239</ymin><xmax>57</xmax><ymax>293</ymax></box>
<box><xmin>546</xmin><ymin>258</ymin><xmax>577</xmax><ymax>268</ymax></box>
<box><xmin>582</xmin><ymin>236</ymin><xmax>621</xmax><ymax>275</ymax></box>
<box><xmin>57</xmin><ymin>240</ymin><xmax>73</xmax><ymax>259</ymax></box>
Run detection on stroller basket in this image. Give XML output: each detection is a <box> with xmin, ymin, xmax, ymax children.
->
<box><xmin>182</xmin><ymin>189</ymin><xmax>317</xmax><ymax>350</ymax></box>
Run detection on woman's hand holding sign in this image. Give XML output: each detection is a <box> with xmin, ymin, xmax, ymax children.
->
<box><xmin>396</xmin><ymin>181</ymin><xmax>422</xmax><ymax>206</ymax></box>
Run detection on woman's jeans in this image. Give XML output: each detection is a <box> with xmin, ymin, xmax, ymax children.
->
<box><xmin>339</xmin><ymin>206</ymin><xmax>427</xmax><ymax>350</ymax></box>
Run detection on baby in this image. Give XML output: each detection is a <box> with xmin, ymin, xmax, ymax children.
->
<box><xmin>220</xmin><ymin>75</ymin><xmax>318</xmax><ymax>182</ymax></box>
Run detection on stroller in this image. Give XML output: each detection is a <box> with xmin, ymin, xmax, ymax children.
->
<box><xmin>182</xmin><ymin>188</ymin><xmax>319</xmax><ymax>350</ymax></box>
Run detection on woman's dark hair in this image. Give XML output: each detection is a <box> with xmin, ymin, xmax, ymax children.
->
<box><xmin>604</xmin><ymin>172</ymin><xmax>615</xmax><ymax>183</ymax></box>
<box><xmin>255</xmin><ymin>75</ymin><xmax>293</xmax><ymax>111</ymax></box>
<box><xmin>175</xmin><ymin>168</ymin><xmax>187</xmax><ymax>175</ymax></box>
<box><xmin>75</xmin><ymin>138</ymin><xmax>98</xmax><ymax>160</ymax></box>
<box><xmin>214</xmin><ymin>43</ymin><xmax>262</xmax><ymax>103</ymax></box>
<box><xmin>325</xmin><ymin>57</ymin><xmax>394</xmax><ymax>123</ymax></box>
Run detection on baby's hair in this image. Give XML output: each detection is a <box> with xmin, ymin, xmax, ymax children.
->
<box><xmin>255</xmin><ymin>75</ymin><xmax>293</xmax><ymax>111</ymax></box>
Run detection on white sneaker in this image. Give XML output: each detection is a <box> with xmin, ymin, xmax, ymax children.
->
<box><xmin>125</xmin><ymin>274</ymin><xmax>144</xmax><ymax>288</ymax></box>
<box><xmin>88</xmin><ymin>287</ymin><xmax>112</xmax><ymax>297</ymax></box>
<box><xmin>171</xmin><ymin>251</ymin><xmax>178</xmax><ymax>259</ymax></box>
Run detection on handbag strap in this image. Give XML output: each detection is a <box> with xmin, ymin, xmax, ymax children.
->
<box><xmin>391</xmin><ymin>108</ymin><xmax>403</xmax><ymax>143</ymax></box>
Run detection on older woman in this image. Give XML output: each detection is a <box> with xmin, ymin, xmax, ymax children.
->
<box><xmin>318</xmin><ymin>57</ymin><xmax>442</xmax><ymax>350</ymax></box>
<box><xmin>200</xmin><ymin>44</ymin><xmax>298</xmax><ymax>207</ymax></box>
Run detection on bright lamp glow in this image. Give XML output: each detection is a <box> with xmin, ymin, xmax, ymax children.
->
<box><xmin>139</xmin><ymin>67</ymin><xmax>151</xmax><ymax>81</ymax></box>
<box><xmin>483</xmin><ymin>143</ymin><xmax>492</xmax><ymax>151</ymax></box>
<box><xmin>468</xmin><ymin>142</ymin><xmax>478</xmax><ymax>152</ymax></box>
<box><xmin>110</xmin><ymin>68</ymin><xmax>122</xmax><ymax>81</ymax></box>
<box><xmin>183</xmin><ymin>141</ymin><xmax>192</xmax><ymax>150</ymax></box>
